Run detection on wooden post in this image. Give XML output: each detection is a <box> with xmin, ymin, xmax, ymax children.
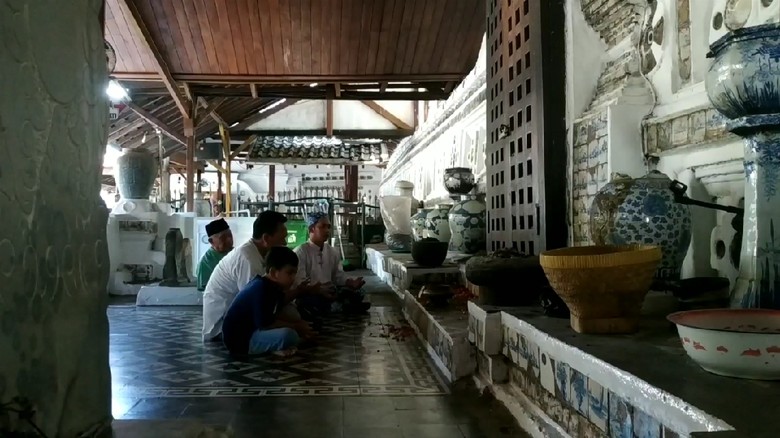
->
<box><xmin>344</xmin><ymin>165</ymin><xmax>358</xmax><ymax>202</ymax></box>
<box><xmin>326</xmin><ymin>99</ymin><xmax>334</xmax><ymax>136</ymax></box>
<box><xmin>219</xmin><ymin>124</ymin><xmax>232</xmax><ymax>214</ymax></box>
<box><xmin>184</xmin><ymin>117</ymin><xmax>195</xmax><ymax>212</ymax></box>
<box><xmin>268</xmin><ymin>165</ymin><xmax>276</xmax><ymax>202</ymax></box>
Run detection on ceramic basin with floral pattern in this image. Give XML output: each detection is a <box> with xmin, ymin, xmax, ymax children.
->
<box><xmin>667</xmin><ymin>309</ymin><xmax>780</xmax><ymax>380</ymax></box>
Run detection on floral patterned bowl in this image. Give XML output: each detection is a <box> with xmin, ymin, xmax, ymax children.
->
<box><xmin>667</xmin><ymin>309</ymin><xmax>780</xmax><ymax>380</ymax></box>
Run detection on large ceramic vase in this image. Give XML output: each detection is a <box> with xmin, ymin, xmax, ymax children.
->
<box><xmin>443</xmin><ymin>167</ymin><xmax>476</xmax><ymax>196</ymax></box>
<box><xmin>588</xmin><ymin>171</ymin><xmax>692</xmax><ymax>283</ymax></box>
<box><xmin>411</xmin><ymin>202</ymin><xmax>432</xmax><ymax>241</ymax></box>
<box><xmin>115</xmin><ymin>149</ymin><xmax>158</xmax><ymax>200</ymax></box>
<box><xmin>448</xmin><ymin>195</ymin><xmax>486</xmax><ymax>254</ymax></box>
<box><xmin>705</xmin><ymin>23</ymin><xmax>780</xmax><ymax>309</ymax></box>
<box><xmin>380</xmin><ymin>195</ymin><xmax>413</xmax><ymax>253</ymax></box>
<box><xmin>424</xmin><ymin>204</ymin><xmax>452</xmax><ymax>243</ymax></box>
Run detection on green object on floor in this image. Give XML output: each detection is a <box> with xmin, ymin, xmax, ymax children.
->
<box><xmin>285</xmin><ymin>220</ymin><xmax>308</xmax><ymax>249</ymax></box>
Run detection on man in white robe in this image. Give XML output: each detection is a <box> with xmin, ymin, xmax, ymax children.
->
<box><xmin>202</xmin><ymin>211</ymin><xmax>310</xmax><ymax>342</ymax></box>
<box><xmin>293</xmin><ymin>212</ymin><xmax>369</xmax><ymax>317</ymax></box>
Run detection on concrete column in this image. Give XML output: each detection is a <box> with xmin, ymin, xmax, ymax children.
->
<box><xmin>0</xmin><ymin>0</ymin><xmax>111</xmax><ymax>436</ymax></box>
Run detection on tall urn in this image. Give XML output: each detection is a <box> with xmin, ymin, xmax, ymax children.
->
<box><xmin>115</xmin><ymin>149</ymin><xmax>158</xmax><ymax>200</ymax></box>
<box><xmin>704</xmin><ymin>23</ymin><xmax>780</xmax><ymax>308</ymax></box>
<box><xmin>448</xmin><ymin>195</ymin><xmax>486</xmax><ymax>254</ymax></box>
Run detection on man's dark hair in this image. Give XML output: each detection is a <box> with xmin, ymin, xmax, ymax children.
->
<box><xmin>252</xmin><ymin>211</ymin><xmax>287</xmax><ymax>240</ymax></box>
<box><xmin>265</xmin><ymin>246</ymin><xmax>298</xmax><ymax>272</ymax></box>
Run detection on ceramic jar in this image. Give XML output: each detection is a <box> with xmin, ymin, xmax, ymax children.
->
<box><xmin>380</xmin><ymin>195</ymin><xmax>413</xmax><ymax>253</ymax></box>
<box><xmin>443</xmin><ymin>167</ymin><xmax>476</xmax><ymax>195</ymax></box>
<box><xmin>705</xmin><ymin>24</ymin><xmax>780</xmax><ymax>120</ymax></box>
<box><xmin>448</xmin><ymin>195</ymin><xmax>486</xmax><ymax>254</ymax></box>
<box><xmin>424</xmin><ymin>204</ymin><xmax>452</xmax><ymax>243</ymax></box>
<box><xmin>588</xmin><ymin>171</ymin><xmax>692</xmax><ymax>282</ymax></box>
<box><xmin>115</xmin><ymin>149</ymin><xmax>158</xmax><ymax>200</ymax></box>
<box><xmin>411</xmin><ymin>202</ymin><xmax>432</xmax><ymax>241</ymax></box>
<box><xmin>704</xmin><ymin>23</ymin><xmax>780</xmax><ymax>309</ymax></box>
<box><xmin>395</xmin><ymin>180</ymin><xmax>418</xmax><ymax>217</ymax></box>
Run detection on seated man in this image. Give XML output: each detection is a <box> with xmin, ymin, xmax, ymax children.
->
<box><xmin>196</xmin><ymin>218</ymin><xmax>233</xmax><ymax>291</ymax></box>
<box><xmin>294</xmin><ymin>212</ymin><xmax>370</xmax><ymax>316</ymax></box>
<box><xmin>221</xmin><ymin>246</ymin><xmax>316</xmax><ymax>357</ymax></box>
<box><xmin>202</xmin><ymin>211</ymin><xmax>301</xmax><ymax>342</ymax></box>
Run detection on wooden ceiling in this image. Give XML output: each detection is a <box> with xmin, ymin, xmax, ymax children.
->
<box><xmin>105</xmin><ymin>0</ymin><xmax>486</xmax><ymax>99</ymax></box>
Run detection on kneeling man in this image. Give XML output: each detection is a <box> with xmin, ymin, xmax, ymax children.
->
<box><xmin>221</xmin><ymin>246</ymin><xmax>315</xmax><ymax>357</ymax></box>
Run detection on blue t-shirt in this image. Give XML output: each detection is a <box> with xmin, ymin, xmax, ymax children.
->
<box><xmin>221</xmin><ymin>275</ymin><xmax>285</xmax><ymax>355</ymax></box>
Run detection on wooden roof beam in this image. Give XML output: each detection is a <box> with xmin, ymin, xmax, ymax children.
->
<box><xmin>118</xmin><ymin>0</ymin><xmax>190</xmax><ymax>117</ymax></box>
<box><xmin>126</xmin><ymin>101</ymin><xmax>186</xmax><ymax>145</ymax></box>
<box><xmin>196</xmin><ymin>97</ymin><xmax>228</xmax><ymax>126</ymax></box>
<box><xmin>361</xmin><ymin>101</ymin><xmax>413</xmax><ymax>131</ymax></box>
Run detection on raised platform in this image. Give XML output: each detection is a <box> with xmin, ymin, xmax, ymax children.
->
<box><xmin>365</xmin><ymin>244</ymin><xmax>475</xmax><ymax>383</ymax></box>
<box><xmin>135</xmin><ymin>284</ymin><xmax>202</xmax><ymax>306</ymax></box>
<box><xmin>466</xmin><ymin>303</ymin><xmax>780</xmax><ymax>438</ymax></box>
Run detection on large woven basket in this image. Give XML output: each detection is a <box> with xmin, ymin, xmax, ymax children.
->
<box><xmin>539</xmin><ymin>245</ymin><xmax>662</xmax><ymax>334</ymax></box>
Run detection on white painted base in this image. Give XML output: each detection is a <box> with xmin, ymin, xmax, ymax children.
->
<box><xmin>136</xmin><ymin>285</ymin><xmax>203</xmax><ymax>306</ymax></box>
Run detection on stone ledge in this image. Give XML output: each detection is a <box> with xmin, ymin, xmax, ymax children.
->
<box><xmin>365</xmin><ymin>245</ymin><xmax>463</xmax><ymax>299</ymax></box>
<box><xmin>467</xmin><ymin>303</ymin><xmax>780</xmax><ymax>437</ymax></box>
<box><xmin>136</xmin><ymin>285</ymin><xmax>202</xmax><ymax>306</ymax></box>
<box><xmin>402</xmin><ymin>290</ymin><xmax>476</xmax><ymax>382</ymax></box>
<box><xmin>111</xmin><ymin>419</ymin><xmax>231</xmax><ymax>437</ymax></box>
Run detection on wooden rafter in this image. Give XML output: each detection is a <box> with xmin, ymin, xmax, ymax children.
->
<box><xmin>196</xmin><ymin>97</ymin><xmax>228</xmax><ymax>127</ymax></box>
<box><xmin>117</xmin><ymin>0</ymin><xmax>190</xmax><ymax>117</ymax></box>
<box><xmin>230</xmin><ymin>135</ymin><xmax>258</xmax><ymax>161</ymax></box>
<box><xmin>126</xmin><ymin>101</ymin><xmax>186</xmax><ymax>145</ymax></box>
<box><xmin>361</xmin><ymin>101</ymin><xmax>413</xmax><ymax>131</ymax></box>
<box><xmin>110</xmin><ymin>73</ymin><xmax>466</xmax><ymax>84</ymax></box>
<box><xmin>229</xmin><ymin>99</ymin><xmax>300</xmax><ymax>132</ymax></box>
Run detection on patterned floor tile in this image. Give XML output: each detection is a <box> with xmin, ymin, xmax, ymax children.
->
<box><xmin>109</xmin><ymin>305</ymin><xmax>448</xmax><ymax>398</ymax></box>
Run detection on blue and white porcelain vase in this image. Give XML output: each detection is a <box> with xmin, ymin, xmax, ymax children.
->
<box><xmin>424</xmin><ymin>204</ymin><xmax>452</xmax><ymax>243</ymax></box>
<box><xmin>588</xmin><ymin>171</ymin><xmax>692</xmax><ymax>282</ymax></box>
<box><xmin>705</xmin><ymin>23</ymin><xmax>780</xmax><ymax>308</ymax></box>
<box><xmin>448</xmin><ymin>195</ymin><xmax>486</xmax><ymax>254</ymax></box>
<box><xmin>115</xmin><ymin>149</ymin><xmax>158</xmax><ymax>200</ymax></box>
<box><xmin>411</xmin><ymin>202</ymin><xmax>432</xmax><ymax>241</ymax></box>
<box><xmin>443</xmin><ymin>167</ymin><xmax>476</xmax><ymax>196</ymax></box>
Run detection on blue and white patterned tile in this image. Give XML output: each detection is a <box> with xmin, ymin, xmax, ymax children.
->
<box><xmin>517</xmin><ymin>334</ymin><xmax>530</xmax><ymax>370</ymax></box>
<box><xmin>554</xmin><ymin>361</ymin><xmax>570</xmax><ymax>402</ymax></box>
<box><xmin>608</xmin><ymin>391</ymin><xmax>633</xmax><ymax>438</ymax></box>
<box><xmin>587</xmin><ymin>378</ymin><xmax>608</xmax><ymax>432</ymax></box>
<box><xmin>527</xmin><ymin>339</ymin><xmax>541</xmax><ymax>379</ymax></box>
<box><xmin>633</xmin><ymin>409</ymin><xmax>662</xmax><ymax>438</ymax></box>
<box><xmin>539</xmin><ymin>350</ymin><xmax>555</xmax><ymax>394</ymax></box>
<box><xmin>569</xmin><ymin>369</ymin><xmax>588</xmax><ymax>418</ymax></box>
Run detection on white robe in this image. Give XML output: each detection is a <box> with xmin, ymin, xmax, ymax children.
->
<box><xmin>293</xmin><ymin>241</ymin><xmax>346</xmax><ymax>287</ymax></box>
<box><xmin>202</xmin><ymin>239</ymin><xmax>265</xmax><ymax>341</ymax></box>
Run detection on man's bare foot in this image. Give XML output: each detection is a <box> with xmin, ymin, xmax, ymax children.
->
<box><xmin>272</xmin><ymin>347</ymin><xmax>297</xmax><ymax>357</ymax></box>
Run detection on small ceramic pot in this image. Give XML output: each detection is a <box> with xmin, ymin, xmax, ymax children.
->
<box><xmin>411</xmin><ymin>203</ymin><xmax>432</xmax><ymax>241</ymax></box>
<box><xmin>395</xmin><ymin>180</ymin><xmax>418</xmax><ymax>217</ymax></box>
<box><xmin>443</xmin><ymin>167</ymin><xmax>476</xmax><ymax>195</ymax></box>
<box><xmin>385</xmin><ymin>232</ymin><xmax>412</xmax><ymax>253</ymax></box>
<box><xmin>411</xmin><ymin>238</ymin><xmax>449</xmax><ymax>267</ymax></box>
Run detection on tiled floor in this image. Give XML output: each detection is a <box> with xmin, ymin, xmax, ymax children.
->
<box><xmin>110</xmin><ymin>271</ymin><xmax>528</xmax><ymax>437</ymax></box>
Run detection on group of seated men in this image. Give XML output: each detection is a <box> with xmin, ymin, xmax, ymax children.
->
<box><xmin>197</xmin><ymin>210</ymin><xmax>370</xmax><ymax>357</ymax></box>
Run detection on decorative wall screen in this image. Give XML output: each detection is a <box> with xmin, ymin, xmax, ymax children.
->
<box><xmin>486</xmin><ymin>0</ymin><xmax>567</xmax><ymax>255</ymax></box>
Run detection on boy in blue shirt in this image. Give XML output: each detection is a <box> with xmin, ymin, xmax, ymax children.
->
<box><xmin>221</xmin><ymin>246</ymin><xmax>316</xmax><ymax>357</ymax></box>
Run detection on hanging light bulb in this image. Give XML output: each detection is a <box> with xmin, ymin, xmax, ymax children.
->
<box><xmin>142</xmin><ymin>132</ymin><xmax>147</xmax><ymax>144</ymax></box>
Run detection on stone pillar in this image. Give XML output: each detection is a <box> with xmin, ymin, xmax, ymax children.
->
<box><xmin>0</xmin><ymin>0</ymin><xmax>111</xmax><ymax>436</ymax></box>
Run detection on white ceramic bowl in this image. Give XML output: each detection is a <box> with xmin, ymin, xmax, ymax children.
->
<box><xmin>667</xmin><ymin>309</ymin><xmax>780</xmax><ymax>380</ymax></box>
